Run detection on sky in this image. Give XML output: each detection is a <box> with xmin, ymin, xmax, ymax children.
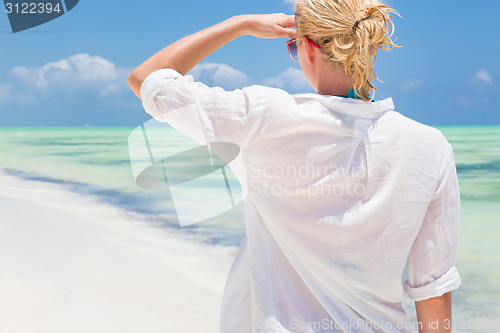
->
<box><xmin>0</xmin><ymin>0</ymin><xmax>498</xmax><ymax>127</ymax></box>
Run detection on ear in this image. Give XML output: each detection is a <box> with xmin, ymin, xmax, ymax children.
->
<box><xmin>300</xmin><ymin>36</ymin><xmax>316</xmax><ymax>65</ymax></box>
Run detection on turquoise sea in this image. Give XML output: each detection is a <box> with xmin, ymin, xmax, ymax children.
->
<box><xmin>0</xmin><ymin>125</ymin><xmax>498</xmax><ymax>331</ymax></box>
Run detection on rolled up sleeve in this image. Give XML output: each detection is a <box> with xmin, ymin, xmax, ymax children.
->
<box><xmin>404</xmin><ymin>142</ymin><xmax>462</xmax><ymax>301</ymax></box>
<box><xmin>140</xmin><ymin>68</ymin><xmax>264</xmax><ymax>147</ymax></box>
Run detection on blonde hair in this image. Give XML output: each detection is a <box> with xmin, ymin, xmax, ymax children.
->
<box><xmin>294</xmin><ymin>0</ymin><xmax>399</xmax><ymax>101</ymax></box>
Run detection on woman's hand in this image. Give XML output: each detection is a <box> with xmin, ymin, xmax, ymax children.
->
<box><xmin>241</xmin><ymin>13</ymin><xmax>296</xmax><ymax>39</ymax></box>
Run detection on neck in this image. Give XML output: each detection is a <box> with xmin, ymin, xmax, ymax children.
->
<box><xmin>315</xmin><ymin>61</ymin><xmax>353</xmax><ymax>96</ymax></box>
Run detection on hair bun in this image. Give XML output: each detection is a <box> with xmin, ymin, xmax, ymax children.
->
<box><xmin>295</xmin><ymin>0</ymin><xmax>400</xmax><ymax>102</ymax></box>
<box><xmin>352</xmin><ymin>16</ymin><xmax>371</xmax><ymax>33</ymax></box>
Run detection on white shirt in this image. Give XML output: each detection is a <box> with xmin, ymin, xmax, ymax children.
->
<box><xmin>140</xmin><ymin>68</ymin><xmax>461</xmax><ymax>333</ymax></box>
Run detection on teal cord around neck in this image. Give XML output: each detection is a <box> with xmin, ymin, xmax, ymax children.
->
<box><xmin>336</xmin><ymin>89</ymin><xmax>375</xmax><ymax>102</ymax></box>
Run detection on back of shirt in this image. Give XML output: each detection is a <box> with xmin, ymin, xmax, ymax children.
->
<box><xmin>140</xmin><ymin>69</ymin><xmax>461</xmax><ymax>332</ymax></box>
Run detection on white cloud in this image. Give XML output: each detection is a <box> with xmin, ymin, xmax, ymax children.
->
<box><xmin>1</xmin><ymin>53</ymin><xmax>132</xmax><ymax>103</ymax></box>
<box><xmin>188</xmin><ymin>64</ymin><xmax>314</xmax><ymax>94</ymax></box>
<box><xmin>456</xmin><ymin>95</ymin><xmax>472</xmax><ymax>106</ymax></box>
<box><xmin>402</xmin><ymin>79</ymin><xmax>423</xmax><ymax>92</ymax></box>
<box><xmin>189</xmin><ymin>63</ymin><xmax>250</xmax><ymax>90</ymax></box>
<box><xmin>281</xmin><ymin>0</ymin><xmax>297</xmax><ymax>7</ymax></box>
<box><xmin>190</xmin><ymin>64</ymin><xmax>313</xmax><ymax>94</ymax></box>
<box><xmin>471</xmin><ymin>69</ymin><xmax>493</xmax><ymax>86</ymax></box>
<box><xmin>0</xmin><ymin>83</ymin><xmax>13</xmax><ymax>102</ymax></box>
<box><xmin>263</xmin><ymin>67</ymin><xmax>312</xmax><ymax>93</ymax></box>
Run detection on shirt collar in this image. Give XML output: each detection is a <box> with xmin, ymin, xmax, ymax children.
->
<box><xmin>292</xmin><ymin>93</ymin><xmax>394</xmax><ymax>120</ymax></box>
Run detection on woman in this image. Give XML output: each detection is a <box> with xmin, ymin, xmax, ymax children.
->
<box><xmin>128</xmin><ymin>0</ymin><xmax>461</xmax><ymax>332</ymax></box>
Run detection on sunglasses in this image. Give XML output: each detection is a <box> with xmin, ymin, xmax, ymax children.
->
<box><xmin>286</xmin><ymin>37</ymin><xmax>320</xmax><ymax>62</ymax></box>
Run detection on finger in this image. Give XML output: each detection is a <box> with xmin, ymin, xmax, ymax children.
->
<box><xmin>279</xmin><ymin>27</ymin><xmax>296</xmax><ymax>39</ymax></box>
<box><xmin>280</xmin><ymin>15</ymin><xmax>296</xmax><ymax>28</ymax></box>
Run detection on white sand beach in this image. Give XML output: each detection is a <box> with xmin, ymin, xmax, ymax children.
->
<box><xmin>0</xmin><ymin>170</ymin><xmax>237</xmax><ymax>333</ymax></box>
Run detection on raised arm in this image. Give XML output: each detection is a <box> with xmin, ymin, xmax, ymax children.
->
<box><xmin>415</xmin><ymin>291</ymin><xmax>452</xmax><ymax>333</ymax></box>
<box><xmin>128</xmin><ymin>14</ymin><xmax>295</xmax><ymax>98</ymax></box>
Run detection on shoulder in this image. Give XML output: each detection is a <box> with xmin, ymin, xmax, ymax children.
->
<box><xmin>242</xmin><ymin>84</ymin><xmax>296</xmax><ymax>106</ymax></box>
<box><xmin>377</xmin><ymin>111</ymin><xmax>454</xmax><ymax>162</ymax></box>
<box><xmin>379</xmin><ymin>111</ymin><xmax>450</xmax><ymax>144</ymax></box>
